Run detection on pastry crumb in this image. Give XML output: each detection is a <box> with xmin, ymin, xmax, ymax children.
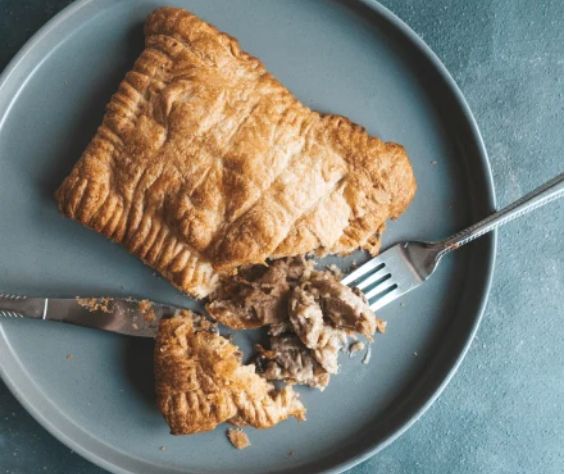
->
<box><xmin>65</xmin><ymin>353</ymin><xmax>74</xmax><ymax>361</ymax></box>
<box><xmin>76</xmin><ymin>297</ymin><xmax>113</xmax><ymax>314</ymax></box>
<box><xmin>138</xmin><ymin>299</ymin><xmax>157</xmax><ymax>322</ymax></box>
<box><xmin>226</xmin><ymin>428</ymin><xmax>251</xmax><ymax>450</ymax></box>
<box><xmin>376</xmin><ymin>319</ymin><xmax>387</xmax><ymax>334</ymax></box>
<box><xmin>349</xmin><ymin>341</ymin><xmax>365</xmax><ymax>357</ymax></box>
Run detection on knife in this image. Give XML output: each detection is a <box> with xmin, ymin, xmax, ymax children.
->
<box><xmin>0</xmin><ymin>293</ymin><xmax>183</xmax><ymax>337</ymax></box>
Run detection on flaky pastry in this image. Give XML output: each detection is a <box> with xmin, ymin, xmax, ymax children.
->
<box><xmin>154</xmin><ymin>311</ymin><xmax>305</xmax><ymax>434</ymax></box>
<box><xmin>56</xmin><ymin>7</ymin><xmax>416</xmax><ymax>298</ymax></box>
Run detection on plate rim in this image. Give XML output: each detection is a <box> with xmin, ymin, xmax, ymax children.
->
<box><xmin>0</xmin><ymin>0</ymin><xmax>497</xmax><ymax>473</ymax></box>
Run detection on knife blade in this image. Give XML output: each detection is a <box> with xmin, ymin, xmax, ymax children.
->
<box><xmin>0</xmin><ymin>293</ymin><xmax>183</xmax><ymax>337</ymax></box>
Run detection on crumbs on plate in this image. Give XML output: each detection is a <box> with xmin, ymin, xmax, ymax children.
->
<box><xmin>226</xmin><ymin>428</ymin><xmax>251</xmax><ymax>450</ymax></box>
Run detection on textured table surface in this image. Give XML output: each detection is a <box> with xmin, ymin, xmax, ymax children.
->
<box><xmin>0</xmin><ymin>1</ymin><xmax>563</xmax><ymax>473</ymax></box>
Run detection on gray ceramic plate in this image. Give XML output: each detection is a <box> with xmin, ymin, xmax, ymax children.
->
<box><xmin>0</xmin><ymin>0</ymin><xmax>495</xmax><ymax>472</ymax></box>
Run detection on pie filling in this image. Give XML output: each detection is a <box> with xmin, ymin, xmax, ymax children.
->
<box><xmin>206</xmin><ymin>257</ymin><xmax>385</xmax><ymax>390</ymax></box>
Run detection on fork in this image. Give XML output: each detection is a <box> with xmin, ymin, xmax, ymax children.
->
<box><xmin>341</xmin><ymin>174</ymin><xmax>564</xmax><ymax>311</ymax></box>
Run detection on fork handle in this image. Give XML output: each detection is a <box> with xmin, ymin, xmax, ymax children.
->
<box><xmin>437</xmin><ymin>173</ymin><xmax>563</xmax><ymax>253</ymax></box>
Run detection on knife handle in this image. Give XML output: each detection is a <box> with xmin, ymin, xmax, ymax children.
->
<box><xmin>0</xmin><ymin>294</ymin><xmax>46</xmax><ymax>319</ymax></box>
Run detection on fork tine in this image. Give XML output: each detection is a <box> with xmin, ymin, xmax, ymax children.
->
<box><xmin>370</xmin><ymin>286</ymin><xmax>402</xmax><ymax>311</ymax></box>
<box><xmin>341</xmin><ymin>256</ymin><xmax>384</xmax><ymax>286</ymax></box>
<box><xmin>363</xmin><ymin>276</ymin><xmax>396</xmax><ymax>301</ymax></box>
<box><xmin>355</xmin><ymin>264</ymin><xmax>391</xmax><ymax>291</ymax></box>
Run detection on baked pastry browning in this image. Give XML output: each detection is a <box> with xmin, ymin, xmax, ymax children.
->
<box><xmin>154</xmin><ymin>311</ymin><xmax>305</xmax><ymax>435</ymax></box>
<box><xmin>56</xmin><ymin>7</ymin><xmax>416</xmax><ymax>298</ymax></box>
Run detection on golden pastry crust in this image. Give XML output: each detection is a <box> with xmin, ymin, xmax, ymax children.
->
<box><xmin>154</xmin><ymin>311</ymin><xmax>305</xmax><ymax>435</ymax></box>
<box><xmin>56</xmin><ymin>7</ymin><xmax>416</xmax><ymax>298</ymax></box>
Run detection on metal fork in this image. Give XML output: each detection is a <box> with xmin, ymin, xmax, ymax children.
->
<box><xmin>342</xmin><ymin>174</ymin><xmax>564</xmax><ymax>311</ymax></box>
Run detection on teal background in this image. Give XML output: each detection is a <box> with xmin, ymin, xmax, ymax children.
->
<box><xmin>0</xmin><ymin>0</ymin><xmax>563</xmax><ymax>473</ymax></box>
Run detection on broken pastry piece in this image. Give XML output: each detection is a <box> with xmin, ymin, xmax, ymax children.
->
<box><xmin>154</xmin><ymin>310</ymin><xmax>305</xmax><ymax>435</ymax></box>
<box><xmin>226</xmin><ymin>428</ymin><xmax>251</xmax><ymax>450</ymax></box>
<box><xmin>55</xmin><ymin>7</ymin><xmax>416</xmax><ymax>299</ymax></box>
<box><xmin>349</xmin><ymin>341</ymin><xmax>365</xmax><ymax>356</ymax></box>
<box><xmin>207</xmin><ymin>257</ymin><xmax>385</xmax><ymax>390</ymax></box>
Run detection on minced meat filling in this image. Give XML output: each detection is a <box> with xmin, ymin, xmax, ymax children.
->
<box><xmin>256</xmin><ymin>335</ymin><xmax>330</xmax><ymax>390</ymax></box>
<box><xmin>206</xmin><ymin>257</ymin><xmax>385</xmax><ymax>390</ymax></box>
<box><xmin>206</xmin><ymin>258</ymin><xmax>313</xmax><ymax>329</ymax></box>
